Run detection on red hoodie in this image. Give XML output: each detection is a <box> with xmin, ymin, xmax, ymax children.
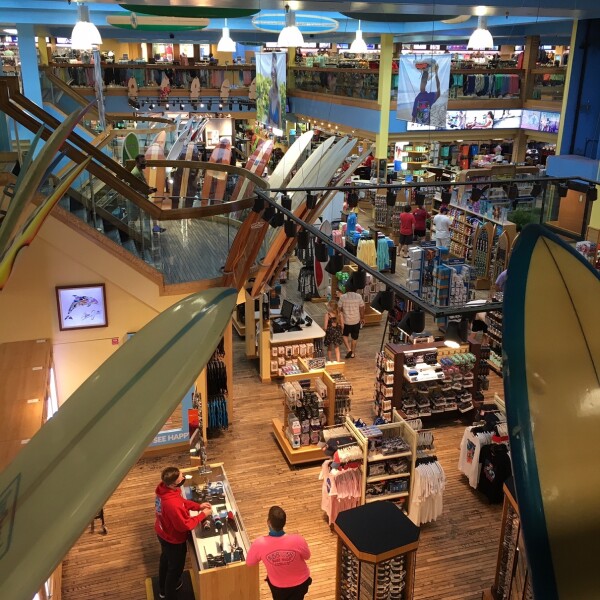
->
<box><xmin>154</xmin><ymin>482</ymin><xmax>207</xmax><ymax>544</ymax></box>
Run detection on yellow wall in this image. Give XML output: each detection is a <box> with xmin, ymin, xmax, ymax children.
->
<box><xmin>0</xmin><ymin>215</ymin><xmax>187</xmax><ymax>405</ymax></box>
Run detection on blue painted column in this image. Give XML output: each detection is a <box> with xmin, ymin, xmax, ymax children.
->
<box><xmin>559</xmin><ymin>19</ymin><xmax>600</xmax><ymax>159</ymax></box>
<box><xmin>17</xmin><ymin>23</ymin><xmax>43</xmax><ymax>107</ymax></box>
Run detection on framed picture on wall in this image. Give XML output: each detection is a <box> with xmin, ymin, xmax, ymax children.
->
<box><xmin>207</xmin><ymin>129</ymin><xmax>220</xmax><ymax>146</ymax></box>
<box><xmin>56</xmin><ymin>284</ymin><xmax>108</xmax><ymax>331</ymax></box>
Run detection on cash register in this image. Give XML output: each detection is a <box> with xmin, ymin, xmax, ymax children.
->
<box><xmin>272</xmin><ymin>300</ymin><xmax>312</xmax><ymax>333</ymax></box>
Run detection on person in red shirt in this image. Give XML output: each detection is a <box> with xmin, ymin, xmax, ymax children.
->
<box><xmin>398</xmin><ymin>204</ymin><xmax>416</xmax><ymax>258</ymax></box>
<box><xmin>155</xmin><ymin>467</ymin><xmax>212</xmax><ymax>600</ymax></box>
<box><xmin>412</xmin><ymin>204</ymin><xmax>430</xmax><ymax>243</ymax></box>
<box><xmin>246</xmin><ymin>506</ymin><xmax>312</xmax><ymax>600</ymax></box>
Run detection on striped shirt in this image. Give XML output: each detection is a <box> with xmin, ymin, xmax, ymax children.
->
<box><xmin>338</xmin><ymin>292</ymin><xmax>365</xmax><ymax>326</ymax></box>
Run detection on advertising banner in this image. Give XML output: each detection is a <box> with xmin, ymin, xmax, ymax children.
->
<box><xmin>255</xmin><ymin>51</ymin><xmax>287</xmax><ymax>135</ymax></box>
<box><xmin>397</xmin><ymin>54</ymin><xmax>451</xmax><ymax>128</ymax></box>
<box><xmin>406</xmin><ymin>109</ymin><xmax>523</xmax><ymax>131</ymax></box>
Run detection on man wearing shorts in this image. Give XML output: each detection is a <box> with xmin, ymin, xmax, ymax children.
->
<box><xmin>398</xmin><ymin>204</ymin><xmax>415</xmax><ymax>258</ymax></box>
<box><xmin>338</xmin><ymin>288</ymin><xmax>365</xmax><ymax>359</ymax></box>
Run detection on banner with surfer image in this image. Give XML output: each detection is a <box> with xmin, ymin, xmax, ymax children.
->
<box><xmin>396</xmin><ymin>54</ymin><xmax>451</xmax><ymax>129</ymax></box>
<box><xmin>255</xmin><ymin>51</ymin><xmax>287</xmax><ymax>135</ymax></box>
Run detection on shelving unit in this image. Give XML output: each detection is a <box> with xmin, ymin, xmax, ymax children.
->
<box><xmin>472</xmin><ymin>221</ymin><xmax>496</xmax><ymax>289</ymax></box>
<box><xmin>381</xmin><ymin>340</ymin><xmax>487</xmax><ymax>421</ymax></box>
<box><xmin>272</xmin><ymin>363</ymin><xmax>348</xmax><ymax>465</ymax></box>
<box><xmin>333</xmin><ymin>500</ymin><xmax>420</xmax><ymax>600</ymax></box>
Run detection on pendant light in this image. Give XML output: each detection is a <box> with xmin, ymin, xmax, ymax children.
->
<box><xmin>277</xmin><ymin>4</ymin><xmax>304</xmax><ymax>48</ymax></box>
<box><xmin>217</xmin><ymin>18</ymin><xmax>236</xmax><ymax>53</ymax></box>
<box><xmin>350</xmin><ymin>20</ymin><xmax>368</xmax><ymax>54</ymax></box>
<box><xmin>467</xmin><ymin>16</ymin><xmax>494</xmax><ymax>50</ymax></box>
<box><xmin>71</xmin><ymin>3</ymin><xmax>102</xmax><ymax>50</ymax></box>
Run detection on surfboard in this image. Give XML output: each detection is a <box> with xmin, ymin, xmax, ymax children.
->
<box><xmin>221</xmin><ymin>131</ymin><xmax>314</xmax><ymax>291</ymax></box>
<box><xmin>314</xmin><ymin>220</ymin><xmax>332</xmax><ymax>297</ymax></box>
<box><xmin>166</xmin><ymin>119</ymin><xmax>193</xmax><ymax>161</ymax></box>
<box><xmin>268</xmin><ymin>143</ymin><xmax>373</xmax><ymax>288</ymax></box>
<box><xmin>231</xmin><ymin>139</ymin><xmax>273</xmax><ymax>202</ymax></box>
<box><xmin>148</xmin><ymin>129</ymin><xmax>167</xmax><ymax>153</ymax></box>
<box><xmin>268</xmin><ymin>130</ymin><xmax>314</xmax><ymax>192</ymax></box>
<box><xmin>252</xmin><ymin>137</ymin><xmax>353</xmax><ymax>296</ymax></box>
<box><xmin>122</xmin><ymin>132</ymin><xmax>140</xmax><ymax>166</ymax></box>
<box><xmin>503</xmin><ymin>225</ymin><xmax>600</xmax><ymax>600</ymax></box>
<box><xmin>171</xmin><ymin>142</ymin><xmax>199</xmax><ymax>208</ymax></box>
<box><xmin>201</xmin><ymin>139</ymin><xmax>231</xmax><ymax>205</ymax></box>
<box><xmin>0</xmin><ymin>288</ymin><xmax>238</xmax><ymax>600</ymax></box>
<box><xmin>144</xmin><ymin>141</ymin><xmax>168</xmax><ymax>209</ymax></box>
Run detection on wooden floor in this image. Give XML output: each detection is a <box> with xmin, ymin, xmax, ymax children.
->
<box><xmin>61</xmin><ymin>287</ymin><xmax>504</xmax><ymax>600</ymax></box>
<box><xmin>62</xmin><ymin>205</ymin><xmax>505</xmax><ymax>599</ymax></box>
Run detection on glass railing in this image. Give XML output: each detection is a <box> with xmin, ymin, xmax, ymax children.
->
<box><xmin>528</xmin><ymin>68</ymin><xmax>566</xmax><ymax>103</ymax></box>
<box><xmin>292</xmin><ymin>66</ymin><xmax>380</xmax><ymax>101</ymax></box>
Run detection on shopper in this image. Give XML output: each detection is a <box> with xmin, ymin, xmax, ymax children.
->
<box><xmin>338</xmin><ymin>287</ymin><xmax>365</xmax><ymax>359</ymax></box>
<box><xmin>155</xmin><ymin>467</ymin><xmax>212</xmax><ymax>600</ymax></box>
<box><xmin>130</xmin><ymin>154</ymin><xmax>165</xmax><ymax>233</ymax></box>
<box><xmin>494</xmin><ymin>269</ymin><xmax>508</xmax><ymax>293</ymax></box>
<box><xmin>246</xmin><ymin>506</ymin><xmax>312</xmax><ymax>600</ymax></box>
<box><xmin>398</xmin><ymin>204</ymin><xmax>416</xmax><ymax>258</ymax></box>
<box><xmin>413</xmin><ymin>204</ymin><xmax>429</xmax><ymax>243</ymax></box>
<box><xmin>323</xmin><ymin>301</ymin><xmax>344</xmax><ymax>363</ymax></box>
<box><xmin>432</xmin><ymin>205</ymin><xmax>451</xmax><ymax>248</ymax></box>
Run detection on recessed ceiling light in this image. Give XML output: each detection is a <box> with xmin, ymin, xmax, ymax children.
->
<box><xmin>475</xmin><ymin>6</ymin><xmax>488</xmax><ymax>16</ymax></box>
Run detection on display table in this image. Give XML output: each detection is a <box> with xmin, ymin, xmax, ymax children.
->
<box><xmin>182</xmin><ymin>463</ymin><xmax>259</xmax><ymax>600</ymax></box>
<box><xmin>259</xmin><ymin>318</ymin><xmax>326</xmax><ymax>382</ymax></box>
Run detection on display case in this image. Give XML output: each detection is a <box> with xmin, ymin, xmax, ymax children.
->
<box><xmin>484</xmin><ymin>478</ymin><xmax>534</xmax><ymax>600</ymax></box>
<box><xmin>181</xmin><ymin>463</ymin><xmax>259</xmax><ymax>600</ymax></box>
<box><xmin>334</xmin><ymin>501</ymin><xmax>420</xmax><ymax>600</ymax></box>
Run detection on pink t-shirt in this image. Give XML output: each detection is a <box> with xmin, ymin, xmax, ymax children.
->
<box><xmin>246</xmin><ymin>533</ymin><xmax>311</xmax><ymax>588</ymax></box>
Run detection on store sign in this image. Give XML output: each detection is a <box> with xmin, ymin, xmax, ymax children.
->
<box><xmin>255</xmin><ymin>51</ymin><xmax>287</xmax><ymax>132</ymax></box>
<box><xmin>150</xmin><ymin>385</ymin><xmax>194</xmax><ymax>447</ymax></box>
<box><xmin>397</xmin><ymin>54</ymin><xmax>452</xmax><ymax>129</ymax></box>
<box><xmin>252</xmin><ymin>12</ymin><xmax>338</xmax><ymax>34</ymax></box>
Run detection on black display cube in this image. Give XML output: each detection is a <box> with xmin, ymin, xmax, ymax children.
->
<box><xmin>333</xmin><ymin>502</ymin><xmax>420</xmax><ymax>600</ymax></box>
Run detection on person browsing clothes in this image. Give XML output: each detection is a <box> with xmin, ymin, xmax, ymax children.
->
<box><xmin>155</xmin><ymin>467</ymin><xmax>212</xmax><ymax>600</ymax></box>
<box><xmin>247</xmin><ymin>506</ymin><xmax>312</xmax><ymax>600</ymax></box>
<box><xmin>338</xmin><ymin>286</ymin><xmax>365</xmax><ymax>359</ymax></box>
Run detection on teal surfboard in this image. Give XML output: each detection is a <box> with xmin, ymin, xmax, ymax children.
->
<box><xmin>122</xmin><ymin>132</ymin><xmax>140</xmax><ymax>165</ymax></box>
<box><xmin>504</xmin><ymin>225</ymin><xmax>600</xmax><ymax>600</ymax></box>
<box><xmin>0</xmin><ymin>288</ymin><xmax>237</xmax><ymax>600</ymax></box>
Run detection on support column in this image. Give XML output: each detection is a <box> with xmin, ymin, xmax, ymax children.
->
<box><xmin>375</xmin><ymin>34</ymin><xmax>394</xmax><ymax>181</ymax></box>
<box><xmin>17</xmin><ymin>24</ymin><xmax>43</xmax><ymax>107</ymax></box>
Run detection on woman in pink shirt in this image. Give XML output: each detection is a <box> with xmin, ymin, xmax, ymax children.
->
<box><xmin>398</xmin><ymin>204</ymin><xmax>416</xmax><ymax>259</ymax></box>
<box><xmin>246</xmin><ymin>506</ymin><xmax>312</xmax><ymax>599</ymax></box>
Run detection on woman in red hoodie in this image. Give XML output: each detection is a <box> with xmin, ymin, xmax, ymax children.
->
<box><xmin>155</xmin><ymin>467</ymin><xmax>212</xmax><ymax>599</ymax></box>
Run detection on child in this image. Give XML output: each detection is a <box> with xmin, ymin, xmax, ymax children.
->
<box><xmin>323</xmin><ymin>301</ymin><xmax>344</xmax><ymax>362</ymax></box>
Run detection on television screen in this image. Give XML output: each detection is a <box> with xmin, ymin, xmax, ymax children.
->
<box><xmin>281</xmin><ymin>299</ymin><xmax>295</xmax><ymax>321</ymax></box>
<box><xmin>539</xmin><ymin>111</ymin><xmax>560</xmax><ymax>133</ymax></box>
<box><xmin>521</xmin><ymin>110</ymin><xmax>540</xmax><ymax>131</ymax></box>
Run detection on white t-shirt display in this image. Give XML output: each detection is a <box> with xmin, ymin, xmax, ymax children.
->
<box><xmin>433</xmin><ymin>213</ymin><xmax>451</xmax><ymax>239</ymax></box>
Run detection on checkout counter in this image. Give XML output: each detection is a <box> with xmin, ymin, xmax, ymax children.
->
<box><xmin>181</xmin><ymin>464</ymin><xmax>259</xmax><ymax>600</ymax></box>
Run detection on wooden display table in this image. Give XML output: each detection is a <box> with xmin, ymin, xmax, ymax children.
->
<box><xmin>182</xmin><ymin>464</ymin><xmax>259</xmax><ymax>600</ymax></box>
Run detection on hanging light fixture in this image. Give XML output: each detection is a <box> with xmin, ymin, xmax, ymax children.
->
<box><xmin>217</xmin><ymin>18</ymin><xmax>236</xmax><ymax>53</ymax></box>
<box><xmin>467</xmin><ymin>16</ymin><xmax>494</xmax><ymax>50</ymax></box>
<box><xmin>278</xmin><ymin>4</ymin><xmax>304</xmax><ymax>47</ymax></box>
<box><xmin>350</xmin><ymin>20</ymin><xmax>368</xmax><ymax>54</ymax></box>
<box><xmin>71</xmin><ymin>3</ymin><xmax>102</xmax><ymax>50</ymax></box>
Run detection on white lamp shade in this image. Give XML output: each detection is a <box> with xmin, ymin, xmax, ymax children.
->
<box><xmin>277</xmin><ymin>25</ymin><xmax>304</xmax><ymax>47</ymax></box>
<box><xmin>467</xmin><ymin>17</ymin><xmax>494</xmax><ymax>50</ymax></box>
<box><xmin>71</xmin><ymin>20</ymin><xmax>102</xmax><ymax>49</ymax></box>
<box><xmin>217</xmin><ymin>27</ymin><xmax>236</xmax><ymax>53</ymax></box>
<box><xmin>71</xmin><ymin>4</ymin><xmax>102</xmax><ymax>49</ymax></box>
<box><xmin>350</xmin><ymin>29</ymin><xmax>368</xmax><ymax>54</ymax></box>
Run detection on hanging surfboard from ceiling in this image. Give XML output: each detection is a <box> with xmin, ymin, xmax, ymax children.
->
<box><xmin>107</xmin><ymin>15</ymin><xmax>209</xmax><ymax>30</ymax></box>
<box><xmin>119</xmin><ymin>5</ymin><xmax>259</xmax><ymax>18</ymax></box>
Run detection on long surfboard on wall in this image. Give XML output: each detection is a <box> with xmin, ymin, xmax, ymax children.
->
<box><xmin>503</xmin><ymin>225</ymin><xmax>600</xmax><ymax>600</ymax></box>
<box><xmin>0</xmin><ymin>288</ymin><xmax>238</xmax><ymax>600</ymax></box>
<box><xmin>222</xmin><ymin>131</ymin><xmax>313</xmax><ymax>290</ymax></box>
<box><xmin>122</xmin><ymin>132</ymin><xmax>140</xmax><ymax>165</ymax></box>
<box><xmin>171</xmin><ymin>142</ymin><xmax>199</xmax><ymax>208</ymax></box>
<box><xmin>230</xmin><ymin>139</ymin><xmax>273</xmax><ymax>203</ymax></box>
<box><xmin>144</xmin><ymin>141</ymin><xmax>168</xmax><ymax>209</ymax></box>
<box><xmin>200</xmin><ymin>140</ymin><xmax>231</xmax><ymax>205</ymax></box>
<box><xmin>252</xmin><ymin>136</ymin><xmax>353</xmax><ymax>296</ymax></box>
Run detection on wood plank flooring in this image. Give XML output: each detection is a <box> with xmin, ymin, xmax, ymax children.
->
<box><xmin>62</xmin><ymin>209</ymin><xmax>505</xmax><ymax>599</ymax></box>
<box><xmin>61</xmin><ymin>299</ymin><xmax>504</xmax><ymax>600</ymax></box>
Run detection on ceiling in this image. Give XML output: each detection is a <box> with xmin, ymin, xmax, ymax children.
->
<box><xmin>1</xmin><ymin>0</ymin><xmax>598</xmax><ymax>45</ymax></box>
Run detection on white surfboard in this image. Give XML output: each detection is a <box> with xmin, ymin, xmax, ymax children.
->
<box><xmin>268</xmin><ymin>130</ymin><xmax>314</xmax><ymax>195</ymax></box>
<box><xmin>166</xmin><ymin>119</ymin><xmax>194</xmax><ymax>161</ymax></box>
